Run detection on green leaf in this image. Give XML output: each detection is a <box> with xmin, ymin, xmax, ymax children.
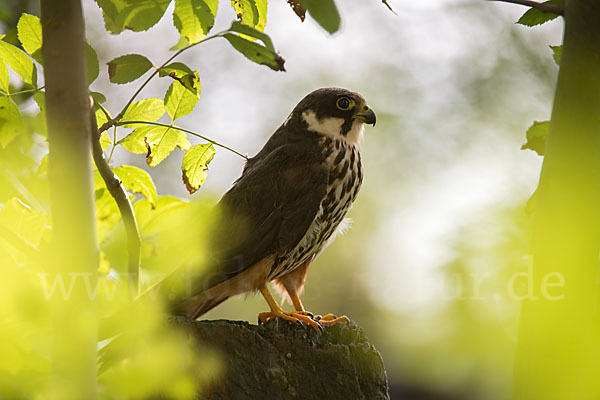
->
<box><xmin>0</xmin><ymin>197</ymin><xmax>48</xmax><ymax>257</ymax></box>
<box><xmin>300</xmin><ymin>0</ymin><xmax>340</xmax><ymax>34</ymax></box>
<box><xmin>173</xmin><ymin>0</ymin><xmax>219</xmax><ymax>44</ymax></box>
<box><xmin>550</xmin><ymin>45</ymin><xmax>562</xmax><ymax>65</ymax></box>
<box><xmin>121</xmin><ymin>98</ymin><xmax>165</xmax><ymax>127</ymax></box>
<box><xmin>169</xmin><ymin>35</ymin><xmax>190</xmax><ymax>50</ymax></box>
<box><xmin>227</xmin><ymin>21</ymin><xmax>274</xmax><ymax>50</ymax></box>
<box><xmin>521</xmin><ymin>120</ymin><xmax>549</xmax><ymax>156</ymax></box>
<box><xmin>0</xmin><ymin>39</ymin><xmax>36</xmax><ymax>86</ymax></box>
<box><xmin>0</xmin><ymin>97</ymin><xmax>23</xmax><ymax>148</ymax></box>
<box><xmin>90</xmin><ymin>91</ymin><xmax>107</xmax><ymax>105</ymax></box>
<box><xmin>100</xmin><ymin>131</ymin><xmax>113</xmax><ymax>151</ymax></box>
<box><xmin>164</xmin><ymin>80</ymin><xmax>199</xmax><ymax>121</ymax></box>
<box><xmin>118</xmin><ymin>126</ymin><xmax>150</xmax><ymax>154</ymax></box>
<box><xmin>94</xmin><ymin>0</ymin><xmax>171</xmax><ymax>34</ymax></box>
<box><xmin>107</xmin><ymin>54</ymin><xmax>153</xmax><ymax>84</ymax></box>
<box><xmin>231</xmin><ymin>0</ymin><xmax>266</xmax><ymax>31</ymax></box>
<box><xmin>145</xmin><ymin>125</ymin><xmax>191</xmax><ymax>166</ymax></box>
<box><xmin>181</xmin><ymin>143</ymin><xmax>215</xmax><ymax>194</ymax></box>
<box><xmin>517</xmin><ymin>1</ymin><xmax>561</xmax><ymax>26</ymax></box>
<box><xmin>86</xmin><ymin>43</ymin><xmax>100</xmax><ymax>84</ymax></box>
<box><xmin>17</xmin><ymin>13</ymin><xmax>43</xmax><ymax>64</ymax></box>
<box><xmin>159</xmin><ymin>63</ymin><xmax>200</xmax><ymax>95</ymax></box>
<box><xmin>96</xmin><ymin>107</ymin><xmax>109</xmax><ymax>129</ymax></box>
<box><xmin>222</xmin><ymin>33</ymin><xmax>285</xmax><ymax>71</ymax></box>
<box><xmin>0</xmin><ymin>59</ymin><xmax>9</xmax><ymax>93</ymax></box>
<box><xmin>112</xmin><ymin>165</ymin><xmax>158</xmax><ymax>207</ymax></box>
<box><xmin>37</xmin><ymin>153</ymin><xmax>48</xmax><ymax>175</ymax></box>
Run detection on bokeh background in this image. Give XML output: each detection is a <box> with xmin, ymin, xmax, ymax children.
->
<box><xmin>2</xmin><ymin>0</ymin><xmax>564</xmax><ymax>398</ymax></box>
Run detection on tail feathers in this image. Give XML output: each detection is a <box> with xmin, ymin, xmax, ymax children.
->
<box><xmin>171</xmin><ymin>292</ymin><xmax>230</xmax><ymax>320</ymax></box>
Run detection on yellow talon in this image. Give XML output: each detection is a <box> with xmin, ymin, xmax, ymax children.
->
<box><xmin>318</xmin><ymin>313</ymin><xmax>349</xmax><ymax>326</ymax></box>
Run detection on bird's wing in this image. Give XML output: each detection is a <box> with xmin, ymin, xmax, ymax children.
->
<box><xmin>205</xmin><ymin>142</ymin><xmax>329</xmax><ymax>288</ymax></box>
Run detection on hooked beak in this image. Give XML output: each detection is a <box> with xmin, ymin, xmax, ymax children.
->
<box><xmin>355</xmin><ymin>106</ymin><xmax>377</xmax><ymax>126</ymax></box>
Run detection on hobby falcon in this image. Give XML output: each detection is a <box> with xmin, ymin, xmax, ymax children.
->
<box><xmin>167</xmin><ymin>87</ymin><xmax>376</xmax><ymax>331</ymax></box>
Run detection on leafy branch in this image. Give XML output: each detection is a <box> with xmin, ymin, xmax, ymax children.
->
<box><xmin>486</xmin><ymin>0</ymin><xmax>565</xmax><ymax>15</ymax></box>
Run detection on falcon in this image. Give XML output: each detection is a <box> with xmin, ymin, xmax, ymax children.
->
<box><xmin>167</xmin><ymin>88</ymin><xmax>376</xmax><ymax>331</ymax></box>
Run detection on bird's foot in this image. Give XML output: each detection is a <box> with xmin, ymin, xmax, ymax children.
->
<box><xmin>314</xmin><ymin>313</ymin><xmax>350</xmax><ymax>326</ymax></box>
<box><xmin>258</xmin><ymin>310</ymin><xmax>323</xmax><ymax>332</ymax></box>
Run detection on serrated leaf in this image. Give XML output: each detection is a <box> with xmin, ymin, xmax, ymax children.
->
<box><xmin>86</xmin><ymin>43</ymin><xmax>100</xmax><ymax>84</ymax></box>
<box><xmin>300</xmin><ymin>0</ymin><xmax>340</xmax><ymax>34</ymax></box>
<box><xmin>112</xmin><ymin>165</ymin><xmax>158</xmax><ymax>207</ymax></box>
<box><xmin>0</xmin><ymin>97</ymin><xmax>23</xmax><ymax>148</ymax></box>
<box><xmin>108</xmin><ymin>54</ymin><xmax>153</xmax><ymax>84</ymax></box>
<box><xmin>517</xmin><ymin>1</ymin><xmax>561</xmax><ymax>26</ymax></box>
<box><xmin>118</xmin><ymin>126</ymin><xmax>151</xmax><ymax>154</ymax></box>
<box><xmin>521</xmin><ymin>120</ymin><xmax>549</xmax><ymax>156</ymax></box>
<box><xmin>145</xmin><ymin>125</ymin><xmax>191</xmax><ymax>166</ymax></box>
<box><xmin>100</xmin><ymin>131</ymin><xmax>113</xmax><ymax>151</ymax></box>
<box><xmin>222</xmin><ymin>33</ymin><xmax>285</xmax><ymax>71</ymax></box>
<box><xmin>121</xmin><ymin>98</ymin><xmax>165</xmax><ymax>127</ymax></box>
<box><xmin>550</xmin><ymin>45</ymin><xmax>562</xmax><ymax>65</ymax></box>
<box><xmin>182</xmin><ymin>143</ymin><xmax>215</xmax><ymax>194</ymax></box>
<box><xmin>94</xmin><ymin>0</ymin><xmax>171</xmax><ymax>34</ymax></box>
<box><xmin>17</xmin><ymin>13</ymin><xmax>43</xmax><ymax>64</ymax></box>
<box><xmin>173</xmin><ymin>0</ymin><xmax>219</xmax><ymax>44</ymax></box>
<box><xmin>0</xmin><ymin>39</ymin><xmax>36</xmax><ymax>86</ymax></box>
<box><xmin>0</xmin><ymin>60</ymin><xmax>10</xmax><ymax>93</ymax></box>
<box><xmin>165</xmin><ymin>80</ymin><xmax>199</xmax><ymax>121</ymax></box>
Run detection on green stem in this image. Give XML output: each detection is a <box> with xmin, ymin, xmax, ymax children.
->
<box><xmin>0</xmin><ymin>86</ymin><xmax>45</xmax><ymax>97</ymax></box>
<box><xmin>117</xmin><ymin>120</ymin><xmax>248</xmax><ymax>160</ymax></box>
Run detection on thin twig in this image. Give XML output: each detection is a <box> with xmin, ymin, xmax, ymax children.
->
<box><xmin>117</xmin><ymin>120</ymin><xmax>249</xmax><ymax>160</ymax></box>
<box><xmin>0</xmin><ymin>86</ymin><xmax>45</xmax><ymax>97</ymax></box>
<box><xmin>486</xmin><ymin>0</ymin><xmax>565</xmax><ymax>15</ymax></box>
<box><xmin>90</xmin><ymin>102</ymin><xmax>141</xmax><ymax>296</ymax></box>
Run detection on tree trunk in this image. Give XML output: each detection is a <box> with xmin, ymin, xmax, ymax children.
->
<box><xmin>514</xmin><ymin>1</ymin><xmax>600</xmax><ymax>399</ymax></box>
<box><xmin>41</xmin><ymin>0</ymin><xmax>98</xmax><ymax>398</ymax></box>
<box><xmin>170</xmin><ymin>317</ymin><xmax>390</xmax><ymax>400</ymax></box>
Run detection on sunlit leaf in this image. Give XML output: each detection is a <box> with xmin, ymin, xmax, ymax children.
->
<box><xmin>159</xmin><ymin>63</ymin><xmax>200</xmax><ymax>95</ymax></box>
<box><xmin>222</xmin><ymin>22</ymin><xmax>285</xmax><ymax>71</ymax></box>
<box><xmin>0</xmin><ymin>197</ymin><xmax>48</xmax><ymax>264</ymax></box>
<box><xmin>550</xmin><ymin>45</ymin><xmax>561</xmax><ymax>65</ymax></box>
<box><xmin>145</xmin><ymin>125</ymin><xmax>191</xmax><ymax>166</ymax></box>
<box><xmin>517</xmin><ymin>1</ymin><xmax>562</xmax><ymax>26</ymax></box>
<box><xmin>112</xmin><ymin>165</ymin><xmax>158</xmax><ymax>207</ymax></box>
<box><xmin>95</xmin><ymin>187</ymin><xmax>120</xmax><ymax>242</ymax></box>
<box><xmin>0</xmin><ymin>39</ymin><xmax>36</xmax><ymax>86</ymax></box>
<box><xmin>169</xmin><ymin>35</ymin><xmax>190</xmax><ymax>50</ymax></box>
<box><xmin>521</xmin><ymin>120</ymin><xmax>549</xmax><ymax>156</ymax></box>
<box><xmin>94</xmin><ymin>0</ymin><xmax>171</xmax><ymax>34</ymax></box>
<box><xmin>231</xmin><ymin>0</ymin><xmax>266</xmax><ymax>32</ymax></box>
<box><xmin>0</xmin><ymin>97</ymin><xmax>23</xmax><ymax>148</ymax></box>
<box><xmin>100</xmin><ymin>131</ymin><xmax>113</xmax><ymax>151</ymax></box>
<box><xmin>121</xmin><ymin>98</ymin><xmax>165</xmax><ymax>127</ymax></box>
<box><xmin>159</xmin><ymin>62</ymin><xmax>193</xmax><ymax>78</ymax></box>
<box><xmin>164</xmin><ymin>80</ymin><xmax>198</xmax><ymax>121</ymax></box>
<box><xmin>173</xmin><ymin>0</ymin><xmax>219</xmax><ymax>44</ymax></box>
<box><xmin>118</xmin><ymin>126</ymin><xmax>150</xmax><ymax>154</ymax></box>
<box><xmin>300</xmin><ymin>0</ymin><xmax>340</xmax><ymax>34</ymax></box>
<box><xmin>96</xmin><ymin>107</ymin><xmax>109</xmax><ymax>129</ymax></box>
<box><xmin>108</xmin><ymin>54</ymin><xmax>153</xmax><ymax>84</ymax></box>
<box><xmin>0</xmin><ymin>60</ymin><xmax>10</xmax><ymax>93</ymax></box>
<box><xmin>37</xmin><ymin>153</ymin><xmax>48</xmax><ymax>176</ymax></box>
<box><xmin>86</xmin><ymin>42</ymin><xmax>100</xmax><ymax>84</ymax></box>
<box><xmin>182</xmin><ymin>143</ymin><xmax>215</xmax><ymax>194</ymax></box>
<box><xmin>17</xmin><ymin>13</ymin><xmax>43</xmax><ymax>64</ymax></box>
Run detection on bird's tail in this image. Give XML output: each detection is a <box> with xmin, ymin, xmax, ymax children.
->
<box><xmin>170</xmin><ymin>291</ymin><xmax>230</xmax><ymax>320</ymax></box>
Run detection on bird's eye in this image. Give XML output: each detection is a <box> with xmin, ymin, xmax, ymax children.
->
<box><xmin>336</xmin><ymin>97</ymin><xmax>353</xmax><ymax>111</ymax></box>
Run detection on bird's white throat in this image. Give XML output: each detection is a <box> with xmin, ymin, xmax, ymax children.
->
<box><xmin>301</xmin><ymin>110</ymin><xmax>364</xmax><ymax>146</ymax></box>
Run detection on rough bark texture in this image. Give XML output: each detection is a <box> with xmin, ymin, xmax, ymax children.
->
<box><xmin>171</xmin><ymin>317</ymin><xmax>390</xmax><ymax>400</ymax></box>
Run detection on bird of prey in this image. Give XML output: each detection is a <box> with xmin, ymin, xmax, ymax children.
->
<box><xmin>166</xmin><ymin>88</ymin><xmax>376</xmax><ymax>331</ymax></box>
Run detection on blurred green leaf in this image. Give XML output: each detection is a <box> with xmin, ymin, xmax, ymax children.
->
<box><xmin>517</xmin><ymin>1</ymin><xmax>562</xmax><ymax>27</ymax></box>
<box><xmin>0</xmin><ymin>97</ymin><xmax>23</xmax><ymax>148</ymax></box>
<box><xmin>37</xmin><ymin>153</ymin><xmax>48</xmax><ymax>176</ymax></box>
<box><xmin>145</xmin><ymin>125</ymin><xmax>191</xmax><ymax>166</ymax></box>
<box><xmin>17</xmin><ymin>13</ymin><xmax>43</xmax><ymax>64</ymax></box>
<box><xmin>91</xmin><ymin>91</ymin><xmax>107</xmax><ymax>105</ymax></box>
<box><xmin>300</xmin><ymin>0</ymin><xmax>340</xmax><ymax>34</ymax></box>
<box><xmin>521</xmin><ymin>120</ymin><xmax>549</xmax><ymax>156</ymax></box>
<box><xmin>108</xmin><ymin>54</ymin><xmax>153</xmax><ymax>84</ymax></box>
<box><xmin>0</xmin><ymin>59</ymin><xmax>10</xmax><ymax>93</ymax></box>
<box><xmin>222</xmin><ymin>22</ymin><xmax>285</xmax><ymax>71</ymax></box>
<box><xmin>0</xmin><ymin>197</ymin><xmax>48</xmax><ymax>263</ymax></box>
<box><xmin>94</xmin><ymin>0</ymin><xmax>171</xmax><ymax>34</ymax></box>
<box><xmin>86</xmin><ymin>43</ymin><xmax>100</xmax><ymax>85</ymax></box>
<box><xmin>112</xmin><ymin>165</ymin><xmax>158</xmax><ymax>207</ymax></box>
<box><xmin>182</xmin><ymin>143</ymin><xmax>215</xmax><ymax>194</ymax></box>
<box><xmin>165</xmin><ymin>80</ymin><xmax>198</xmax><ymax>121</ymax></box>
<box><xmin>173</xmin><ymin>0</ymin><xmax>219</xmax><ymax>45</ymax></box>
<box><xmin>550</xmin><ymin>45</ymin><xmax>561</xmax><ymax>65</ymax></box>
<box><xmin>121</xmin><ymin>98</ymin><xmax>165</xmax><ymax>127</ymax></box>
<box><xmin>0</xmin><ymin>39</ymin><xmax>36</xmax><ymax>86</ymax></box>
<box><xmin>100</xmin><ymin>131</ymin><xmax>113</xmax><ymax>151</ymax></box>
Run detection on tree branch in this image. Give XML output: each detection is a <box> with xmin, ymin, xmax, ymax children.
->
<box><xmin>487</xmin><ymin>0</ymin><xmax>565</xmax><ymax>15</ymax></box>
<box><xmin>90</xmin><ymin>104</ymin><xmax>141</xmax><ymax>296</ymax></box>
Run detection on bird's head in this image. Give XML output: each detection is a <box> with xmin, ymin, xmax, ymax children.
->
<box><xmin>286</xmin><ymin>87</ymin><xmax>376</xmax><ymax>146</ymax></box>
